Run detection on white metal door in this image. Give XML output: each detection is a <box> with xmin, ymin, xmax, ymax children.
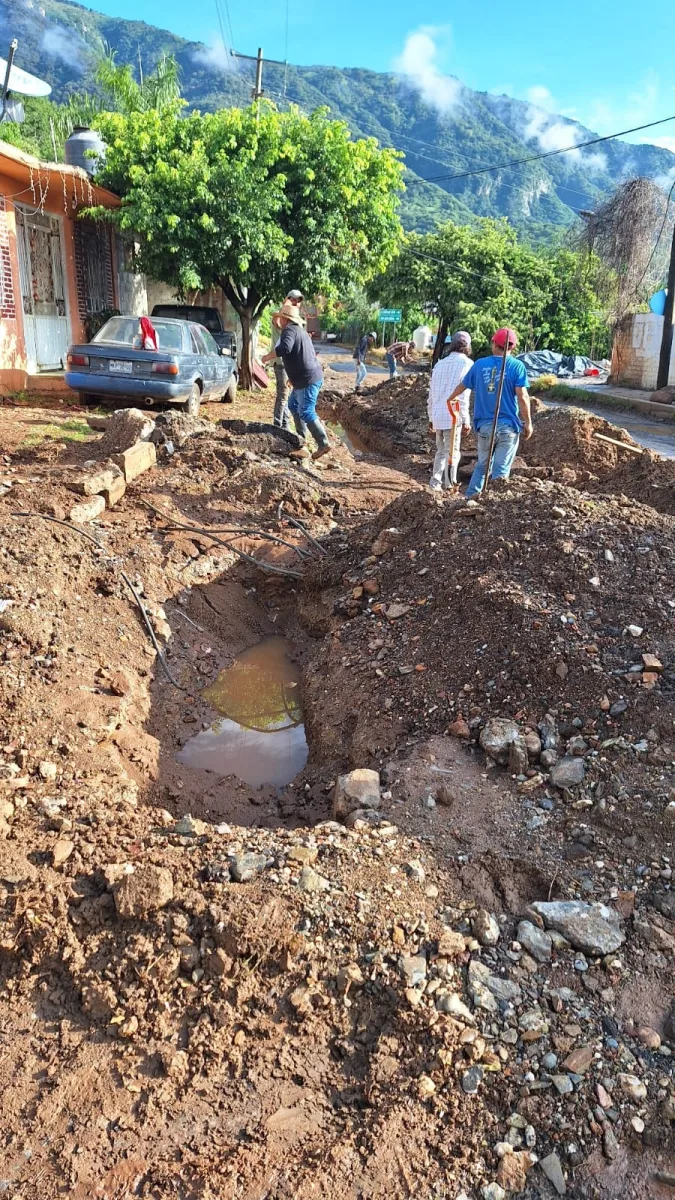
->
<box><xmin>16</xmin><ymin>207</ymin><xmax>70</xmax><ymax>373</ymax></box>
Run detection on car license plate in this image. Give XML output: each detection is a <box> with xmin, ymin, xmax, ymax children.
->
<box><xmin>109</xmin><ymin>359</ymin><xmax>133</xmax><ymax>374</ymax></box>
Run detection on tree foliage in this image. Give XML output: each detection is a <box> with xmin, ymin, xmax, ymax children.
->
<box><xmin>91</xmin><ymin>102</ymin><xmax>404</xmax><ymax>384</ymax></box>
<box><xmin>370</xmin><ymin>219</ymin><xmax>611</xmax><ymax>357</ymax></box>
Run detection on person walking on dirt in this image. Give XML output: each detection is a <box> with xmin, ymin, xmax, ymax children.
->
<box><xmin>262</xmin><ymin>300</ymin><xmax>332</xmax><ymax>460</ymax></box>
<box><xmin>272</xmin><ymin>358</ymin><xmax>291</xmax><ymax>430</ymax></box>
<box><xmin>353</xmin><ymin>331</ymin><xmax>377</xmax><ymax>392</ymax></box>
<box><xmin>427</xmin><ymin>330</ymin><xmax>473</xmax><ymax>491</ymax></box>
<box><xmin>445</xmin><ymin>327</ymin><xmax>532</xmax><ymax>497</ymax></box>
<box><xmin>385</xmin><ymin>339</ymin><xmax>415</xmax><ymax>379</ymax></box>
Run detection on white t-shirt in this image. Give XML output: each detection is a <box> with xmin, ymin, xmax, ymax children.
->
<box><xmin>427</xmin><ymin>352</ymin><xmax>473</xmax><ymax>430</ymax></box>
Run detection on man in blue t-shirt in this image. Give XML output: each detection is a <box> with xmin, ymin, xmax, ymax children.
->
<box><xmin>445</xmin><ymin>326</ymin><xmax>532</xmax><ymax>497</ymax></box>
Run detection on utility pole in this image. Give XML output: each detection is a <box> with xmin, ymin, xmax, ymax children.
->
<box><xmin>656</xmin><ymin>220</ymin><xmax>675</xmax><ymax>391</ymax></box>
<box><xmin>137</xmin><ymin>44</ymin><xmax>144</xmax><ymax>87</ymax></box>
<box><xmin>231</xmin><ymin>46</ymin><xmax>286</xmax><ymax>119</ymax></box>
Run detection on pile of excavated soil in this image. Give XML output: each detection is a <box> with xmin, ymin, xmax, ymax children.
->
<box><xmin>301</xmin><ymin>479</ymin><xmax>675</xmax><ymax>764</ymax></box>
<box><xmin>321</xmin><ymin>375</ymin><xmax>432</xmax><ymax>457</ymax></box>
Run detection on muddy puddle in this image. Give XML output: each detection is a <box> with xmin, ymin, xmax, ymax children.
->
<box><xmin>327</xmin><ymin>421</ymin><xmax>368</xmax><ymax>456</ymax></box>
<box><xmin>177</xmin><ymin>636</ymin><xmax>308</xmax><ymax>788</ymax></box>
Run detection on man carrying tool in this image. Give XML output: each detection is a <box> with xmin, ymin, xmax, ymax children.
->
<box><xmin>262</xmin><ymin>299</ymin><xmax>332</xmax><ymax>460</ymax></box>
<box><xmin>353</xmin><ymin>330</ymin><xmax>377</xmax><ymax>392</ymax></box>
<box><xmin>427</xmin><ymin>330</ymin><xmax>473</xmax><ymax>491</ymax></box>
<box><xmin>385</xmin><ymin>339</ymin><xmax>415</xmax><ymax>379</ymax></box>
<box><xmin>446</xmin><ymin>327</ymin><xmax>532</xmax><ymax>497</ymax></box>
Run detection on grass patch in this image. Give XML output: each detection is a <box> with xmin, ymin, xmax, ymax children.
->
<box><xmin>20</xmin><ymin>419</ymin><xmax>93</xmax><ymax>448</ymax></box>
<box><xmin>531</xmin><ymin>381</ymin><xmax>606</xmax><ymax>405</ymax></box>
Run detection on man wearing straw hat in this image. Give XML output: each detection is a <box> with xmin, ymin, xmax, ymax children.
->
<box><xmin>262</xmin><ymin>299</ymin><xmax>332</xmax><ymax>460</ymax></box>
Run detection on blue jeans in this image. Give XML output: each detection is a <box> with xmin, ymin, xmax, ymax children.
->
<box><xmin>385</xmin><ymin>352</ymin><xmax>397</xmax><ymax>379</ymax></box>
<box><xmin>466</xmin><ymin>423</ymin><xmax>520</xmax><ymax>497</ymax></box>
<box><xmin>355</xmin><ymin>361</ymin><xmax>367</xmax><ymax>387</ymax></box>
<box><xmin>288</xmin><ymin>380</ymin><xmax>329</xmax><ymax>449</ymax></box>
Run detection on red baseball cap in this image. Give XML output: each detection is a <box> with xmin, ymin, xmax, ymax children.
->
<box><xmin>493</xmin><ymin>327</ymin><xmax>518</xmax><ymax>349</ymax></box>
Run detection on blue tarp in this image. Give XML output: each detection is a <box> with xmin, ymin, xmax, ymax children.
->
<box><xmin>516</xmin><ymin>350</ymin><xmax>605</xmax><ymax>382</ymax></box>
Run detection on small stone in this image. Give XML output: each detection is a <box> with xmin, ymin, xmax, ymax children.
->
<box><xmin>472</xmin><ymin>908</ymin><xmax>500</xmax><ymax>946</ymax></box>
<box><xmin>497</xmin><ymin>1151</ymin><xmax>532</xmax><ymax>1193</ymax></box>
<box><xmin>531</xmin><ymin>900</ymin><xmax>624</xmax><ymax>955</ymax></box>
<box><xmin>337</xmin><ymin>963</ymin><xmax>364</xmax><ymax>994</ymax></box>
<box><xmin>39</xmin><ymin>760</ymin><xmax>57</xmax><ymax>780</ymax></box>
<box><xmin>114</xmin><ymin>865</ymin><xmax>174</xmax><ymax>919</ymax></box>
<box><xmin>461</xmin><ymin>1065</ymin><xmax>484</xmax><ymax>1094</ymax></box>
<box><xmin>480</xmin><ymin>718</ymin><xmax>521</xmax><ymax>765</ymax></box>
<box><xmin>542</xmin><ymin>1052</ymin><xmax>558</xmax><ymax>1071</ymax></box>
<box><xmin>549</xmin><ymin>756</ymin><xmax>585</xmax><ymax>788</ymax></box>
<box><xmin>539</xmin><ymin>1151</ymin><xmax>566</xmax><ymax>1195</ymax></box>
<box><xmin>69</xmin><ymin>495</ymin><xmax>105</xmax><ymax>524</ymax></box>
<box><xmin>52</xmin><ymin>839</ymin><xmax>74</xmax><ymax>868</ymax></box>
<box><xmin>562</xmin><ymin>1045</ymin><xmax>594</xmax><ymax>1075</ymax></box>
<box><xmin>333</xmin><ymin>768</ymin><xmax>381</xmax><ymax>820</ymax></box>
<box><xmin>596</xmin><ymin>1083</ymin><xmax>612</xmax><ymax>1108</ymax></box>
<box><xmin>437</xmin><ymin>930</ymin><xmax>466</xmax><ymax>958</ymax></box>
<box><xmin>108</xmin><ymin>668</ymin><xmax>134</xmax><ymax>696</ymax></box>
<box><xmin>609</xmin><ymin>699</ymin><xmax>628</xmax><ymax>717</ymax></box>
<box><xmin>524</xmin><ymin>730</ymin><xmax>542</xmax><ymax>760</ymax></box>
<box><xmin>636</xmin><ymin>1026</ymin><xmax>661</xmax><ymax>1050</ymax></box>
<box><xmin>448</xmin><ymin>715</ymin><xmax>470</xmax><ymax>739</ymax></box>
<box><xmin>231</xmin><ymin>852</ymin><xmax>267</xmax><ymax>883</ymax></box>
<box><xmin>400</xmin><ymin>955</ymin><xmax>427</xmax><ymax>987</ymax></box>
<box><xmin>618</xmin><ymin>1073</ymin><xmax>647</xmax><ymax>1100</ymax></box>
<box><xmin>385</xmin><ymin>603</ymin><xmax>411</xmax><ymax>621</ymax></box>
<box><xmin>118</xmin><ymin>1013</ymin><xmax>139</xmax><ymax>1039</ymax></box>
<box><xmin>626</xmin><ymin>625</ymin><xmax>643</xmax><ymax>637</ymax></box>
<box><xmin>631</xmin><ymin>1116</ymin><xmax>645</xmax><ymax>1134</ymax></box>
<box><xmin>287</xmin><ymin>845</ymin><xmax>318</xmax><ymax>866</ymax></box>
<box><xmin>417</xmin><ymin>1074</ymin><xmax>436</xmax><ymax>1098</ymax></box>
<box><xmin>482</xmin><ymin>1186</ymin><xmax>506</xmax><ymax>1200</ymax></box>
<box><xmin>297</xmin><ymin>865</ymin><xmax>329</xmax><ymax>893</ymax></box>
<box><xmin>406</xmin><ymin>859</ymin><xmax>425</xmax><ymax>883</ymax></box>
<box><xmin>435</xmin><ymin>992</ymin><xmax>475</xmax><ymax>1023</ymax></box>
<box><xmin>603</xmin><ymin>1123</ymin><xmax>619</xmax><ymax>1160</ymax></box>
<box><xmin>551</xmin><ymin>1074</ymin><xmax>574</xmax><ymax>1095</ymax></box>
<box><xmin>525</xmin><ymin>1125</ymin><xmax>536</xmax><ymax>1149</ymax></box>
<box><xmin>517</xmin><ymin>920</ymin><xmax>552</xmax><ymax>963</ymax></box>
<box><xmin>508</xmin><ymin>736</ymin><xmax>529</xmax><ymax>775</ymax></box>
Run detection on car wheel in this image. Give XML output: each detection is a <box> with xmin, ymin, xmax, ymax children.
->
<box><xmin>224</xmin><ymin>375</ymin><xmax>237</xmax><ymax>404</ymax></box>
<box><xmin>185</xmin><ymin>383</ymin><xmax>201</xmax><ymax>417</ymax></box>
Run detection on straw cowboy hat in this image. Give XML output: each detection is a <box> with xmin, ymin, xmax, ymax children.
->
<box><xmin>272</xmin><ymin>299</ymin><xmax>304</xmax><ymax>325</ymax></box>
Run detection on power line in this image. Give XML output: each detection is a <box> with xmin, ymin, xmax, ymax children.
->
<box><xmin>283</xmin><ymin>0</ymin><xmax>289</xmax><ymax>97</ymax></box>
<box><xmin>418</xmin><ymin>113</ymin><xmax>675</xmax><ymax>184</ymax></box>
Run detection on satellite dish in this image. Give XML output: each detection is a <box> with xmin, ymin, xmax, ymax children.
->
<box><xmin>0</xmin><ymin>54</ymin><xmax>51</xmax><ymax>98</ymax></box>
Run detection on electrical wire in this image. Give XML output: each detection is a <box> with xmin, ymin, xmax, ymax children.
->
<box><xmin>418</xmin><ymin>113</ymin><xmax>675</xmax><ymax>184</ymax></box>
<box><xmin>283</xmin><ymin>0</ymin><xmax>289</xmax><ymax>97</ymax></box>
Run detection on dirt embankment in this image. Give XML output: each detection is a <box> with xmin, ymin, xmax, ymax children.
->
<box><xmin>0</xmin><ymin>399</ymin><xmax>673</xmax><ymax>1199</ymax></box>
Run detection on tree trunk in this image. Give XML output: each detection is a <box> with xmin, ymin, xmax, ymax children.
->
<box><xmin>432</xmin><ymin>314</ymin><xmax>448</xmax><ymax>366</ymax></box>
<box><xmin>219</xmin><ymin>280</ymin><xmax>267</xmax><ymax>392</ymax></box>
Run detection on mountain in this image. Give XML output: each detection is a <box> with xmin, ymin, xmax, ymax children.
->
<box><xmin>4</xmin><ymin>0</ymin><xmax>675</xmax><ymax>239</ymax></box>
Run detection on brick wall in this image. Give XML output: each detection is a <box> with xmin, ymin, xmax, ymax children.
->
<box><xmin>0</xmin><ymin>196</ymin><xmax>16</xmax><ymax>321</ymax></box>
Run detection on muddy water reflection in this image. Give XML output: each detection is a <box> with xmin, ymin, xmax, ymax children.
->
<box><xmin>177</xmin><ymin>636</ymin><xmax>308</xmax><ymax>788</ymax></box>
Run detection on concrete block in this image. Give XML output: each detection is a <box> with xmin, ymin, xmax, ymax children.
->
<box><xmin>103</xmin><ymin>473</ymin><xmax>126</xmax><ymax>507</ymax></box>
<box><xmin>74</xmin><ymin>464</ymin><xmax>122</xmax><ymax>496</ymax></box>
<box><xmin>113</xmin><ymin>440</ymin><xmax>157</xmax><ymax>482</ymax></box>
<box><xmin>86</xmin><ymin>415</ymin><xmax>110</xmax><ymax>432</ymax></box>
<box><xmin>69</xmin><ymin>495</ymin><xmax>105</xmax><ymax>524</ymax></box>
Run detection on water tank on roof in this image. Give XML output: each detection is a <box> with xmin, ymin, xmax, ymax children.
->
<box><xmin>64</xmin><ymin>126</ymin><xmax>105</xmax><ymax>176</ymax></box>
<box><xmin>412</xmin><ymin>325</ymin><xmax>432</xmax><ymax>352</ymax></box>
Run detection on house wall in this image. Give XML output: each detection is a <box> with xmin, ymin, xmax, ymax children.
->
<box><xmin>612</xmin><ymin>312</ymin><xmax>675</xmax><ymax>390</ymax></box>
<box><xmin>115</xmin><ymin>235</ymin><xmax>148</xmax><ymax>316</ymax></box>
<box><xmin>0</xmin><ymin>170</ymin><xmax>87</xmax><ymax>390</ymax></box>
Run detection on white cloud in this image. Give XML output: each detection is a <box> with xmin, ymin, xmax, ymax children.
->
<box><xmin>525</xmin><ymin>85</ymin><xmax>555</xmax><ymax>112</ymax></box>
<box><xmin>393</xmin><ymin>28</ymin><xmax>462</xmax><ymax>115</ymax></box>
<box><xmin>651</xmin><ymin>135</ymin><xmax>675</xmax><ymax>154</ymax></box>
<box><xmin>41</xmin><ymin>26</ymin><xmax>84</xmax><ymax>72</ymax></box>
<box><xmin>191</xmin><ymin>36</ymin><xmax>235</xmax><ymax>73</ymax></box>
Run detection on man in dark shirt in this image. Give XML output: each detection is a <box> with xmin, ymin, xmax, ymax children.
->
<box><xmin>353</xmin><ymin>330</ymin><xmax>377</xmax><ymax>392</ymax></box>
<box><xmin>262</xmin><ymin>300</ymin><xmax>331</xmax><ymax>458</ymax></box>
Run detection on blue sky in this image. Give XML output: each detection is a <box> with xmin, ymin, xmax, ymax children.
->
<box><xmin>92</xmin><ymin>0</ymin><xmax>675</xmax><ymax>150</ymax></box>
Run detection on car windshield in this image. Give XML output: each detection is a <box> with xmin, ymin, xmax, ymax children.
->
<box><xmin>93</xmin><ymin>317</ymin><xmax>184</xmax><ymax>352</ymax></box>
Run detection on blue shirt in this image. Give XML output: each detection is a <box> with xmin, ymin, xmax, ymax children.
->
<box><xmin>461</xmin><ymin>355</ymin><xmax>528</xmax><ymax>433</ymax></box>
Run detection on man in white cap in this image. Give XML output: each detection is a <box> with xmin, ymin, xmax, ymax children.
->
<box><xmin>262</xmin><ymin>299</ymin><xmax>332</xmax><ymax>459</ymax></box>
<box><xmin>427</xmin><ymin>330</ymin><xmax>473</xmax><ymax>491</ymax></box>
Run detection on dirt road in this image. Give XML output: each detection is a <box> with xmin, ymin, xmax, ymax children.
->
<box><xmin>0</xmin><ymin>381</ymin><xmax>673</xmax><ymax>1199</ymax></box>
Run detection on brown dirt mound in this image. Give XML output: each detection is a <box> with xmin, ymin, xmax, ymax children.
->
<box><xmin>523</xmin><ymin>405</ymin><xmax>638</xmax><ymax>471</ymax></box>
<box><xmin>302</xmin><ymin>478</ymin><xmax>675</xmax><ymax>766</ymax></box>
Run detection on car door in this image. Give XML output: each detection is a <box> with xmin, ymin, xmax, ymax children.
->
<box><xmin>198</xmin><ymin>325</ymin><xmax>229</xmax><ymax>396</ymax></box>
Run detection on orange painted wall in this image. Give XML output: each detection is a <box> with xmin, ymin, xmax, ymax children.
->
<box><xmin>0</xmin><ymin>168</ymin><xmax>87</xmax><ymax>390</ymax></box>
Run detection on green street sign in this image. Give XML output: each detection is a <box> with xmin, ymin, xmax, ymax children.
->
<box><xmin>378</xmin><ymin>308</ymin><xmax>402</xmax><ymax>322</ymax></box>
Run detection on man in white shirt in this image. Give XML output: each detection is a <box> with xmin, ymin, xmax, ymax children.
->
<box><xmin>427</xmin><ymin>330</ymin><xmax>473</xmax><ymax>490</ymax></box>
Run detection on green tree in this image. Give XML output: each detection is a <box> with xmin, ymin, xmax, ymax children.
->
<box><xmin>91</xmin><ymin>102</ymin><xmax>404</xmax><ymax>385</ymax></box>
<box><xmin>370</xmin><ymin>219</ymin><xmax>609</xmax><ymax>357</ymax></box>
<box><xmin>54</xmin><ymin>49</ymin><xmax>181</xmax><ymax>144</ymax></box>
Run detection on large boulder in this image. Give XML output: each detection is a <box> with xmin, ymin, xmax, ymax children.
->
<box><xmin>479</xmin><ymin>718</ymin><xmax>521</xmax><ymax>765</ymax></box>
<box><xmin>531</xmin><ymin>900</ymin><xmax>624</xmax><ymax>955</ymax></box>
<box><xmin>333</xmin><ymin>769</ymin><xmax>381</xmax><ymax>821</ymax></box>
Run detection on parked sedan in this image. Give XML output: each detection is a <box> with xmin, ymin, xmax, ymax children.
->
<box><xmin>65</xmin><ymin>315</ymin><xmax>237</xmax><ymax>416</ymax></box>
